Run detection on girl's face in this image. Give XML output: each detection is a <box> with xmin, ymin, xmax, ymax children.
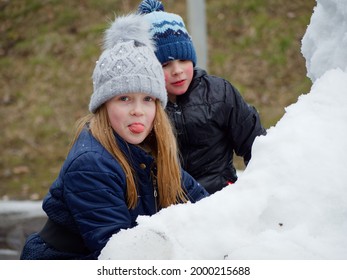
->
<box><xmin>162</xmin><ymin>60</ymin><xmax>194</xmax><ymax>103</ymax></box>
<box><xmin>106</xmin><ymin>93</ymin><xmax>156</xmax><ymax>144</ymax></box>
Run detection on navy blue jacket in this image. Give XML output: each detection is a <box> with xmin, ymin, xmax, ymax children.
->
<box><xmin>20</xmin><ymin>128</ymin><xmax>208</xmax><ymax>259</ymax></box>
<box><xmin>166</xmin><ymin>68</ymin><xmax>266</xmax><ymax>194</ymax></box>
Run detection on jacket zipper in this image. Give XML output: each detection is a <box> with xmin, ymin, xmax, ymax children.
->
<box><xmin>153</xmin><ymin>187</ymin><xmax>158</xmax><ymax>213</ymax></box>
<box><xmin>151</xmin><ymin>169</ymin><xmax>158</xmax><ymax>213</ymax></box>
<box><xmin>171</xmin><ymin>102</ymin><xmax>189</xmax><ymax>169</ymax></box>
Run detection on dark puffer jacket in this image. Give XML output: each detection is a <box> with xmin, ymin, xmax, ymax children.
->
<box><xmin>20</xmin><ymin>128</ymin><xmax>208</xmax><ymax>260</ymax></box>
<box><xmin>166</xmin><ymin>68</ymin><xmax>266</xmax><ymax>194</ymax></box>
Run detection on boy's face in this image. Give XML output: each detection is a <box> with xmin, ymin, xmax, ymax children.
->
<box><xmin>162</xmin><ymin>60</ymin><xmax>194</xmax><ymax>102</ymax></box>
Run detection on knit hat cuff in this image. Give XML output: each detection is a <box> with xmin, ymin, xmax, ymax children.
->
<box><xmin>89</xmin><ymin>75</ymin><xmax>167</xmax><ymax>113</ymax></box>
<box><xmin>156</xmin><ymin>40</ymin><xmax>197</xmax><ymax>66</ymax></box>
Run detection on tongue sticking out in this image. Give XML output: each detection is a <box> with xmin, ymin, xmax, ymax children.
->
<box><xmin>129</xmin><ymin>123</ymin><xmax>145</xmax><ymax>134</ymax></box>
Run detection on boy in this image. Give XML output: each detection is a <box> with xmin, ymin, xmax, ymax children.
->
<box><xmin>138</xmin><ymin>0</ymin><xmax>266</xmax><ymax>194</ymax></box>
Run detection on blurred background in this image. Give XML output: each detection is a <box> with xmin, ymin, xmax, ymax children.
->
<box><xmin>0</xmin><ymin>0</ymin><xmax>315</xmax><ymax>200</ymax></box>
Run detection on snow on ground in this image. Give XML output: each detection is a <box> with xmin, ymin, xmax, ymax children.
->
<box><xmin>0</xmin><ymin>200</ymin><xmax>43</xmax><ymax>218</ymax></box>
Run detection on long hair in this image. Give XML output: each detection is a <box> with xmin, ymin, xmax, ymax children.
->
<box><xmin>71</xmin><ymin>100</ymin><xmax>187</xmax><ymax>209</ymax></box>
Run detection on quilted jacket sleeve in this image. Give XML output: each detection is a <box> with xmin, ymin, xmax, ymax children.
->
<box><xmin>224</xmin><ymin>81</ymin><xmax>266</xmax><ymax>163</ymax></box>
<box><xmin>62</xmin><ymin>151</ymin><xmax>131</xmax><ymax>254</ymax></box>
<box><xmin>181</xmin><ymin>169</ymin><xmax>209</xmax><ymax>202</ymax></box>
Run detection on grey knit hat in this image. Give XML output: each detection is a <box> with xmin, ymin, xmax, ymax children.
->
<box><xmin>89</xmin><ymin>14</ymin><xmax>167</xmax><ymax>113</ymax></box>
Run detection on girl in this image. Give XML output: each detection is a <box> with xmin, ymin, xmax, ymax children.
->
<box><xmin>20</xmin><ymin>14</ymin><xmax>208</xmax><ymax>260</ymax></box>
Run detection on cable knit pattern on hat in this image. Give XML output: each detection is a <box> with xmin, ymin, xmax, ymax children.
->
<box><xmin>89</xmin><ymin>14</ymin><xmax>167</xmax><ymax>113</ymax></box>
<box><xmin>137</xmin><ymin>0</ymin><xmax>197</xmax><ymax>66</ymax></box>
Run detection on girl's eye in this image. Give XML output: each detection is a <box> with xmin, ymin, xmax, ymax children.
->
<box><xmin>144</xmin><ymin>96</ymin><xmax>154</xmax><ymax>102</ymax></box>
<box><xmin>119</xmin><ymin>96</ymin><xmax>129</xmax><ymax>101</ymax></box>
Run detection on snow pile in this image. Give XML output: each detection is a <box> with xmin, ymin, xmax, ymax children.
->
<box><xmin>99</xmin><ymin>0</ymin><xmax>347</xmax><ymax>259</ymax></box>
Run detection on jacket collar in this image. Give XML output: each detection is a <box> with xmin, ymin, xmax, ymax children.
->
<box><xmin>113</xmin><ymin>132</ymin><xmax>154</xmax><ymax>168</ymax></box>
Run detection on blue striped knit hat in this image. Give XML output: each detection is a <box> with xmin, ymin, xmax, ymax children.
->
<box><xmin>137</xmin><ymin>0</ymin><xmax>197</xmax><ymax>66</ymax></box>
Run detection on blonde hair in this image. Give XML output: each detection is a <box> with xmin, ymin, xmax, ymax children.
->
<box><xmin>71</xmin><ymin>100</ymin><xmax>187</xmax><ymax>209</ymax></box>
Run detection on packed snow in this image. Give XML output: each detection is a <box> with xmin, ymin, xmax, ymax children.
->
<box><xmin>99</xmin><ymin>0</ymin><xmax>347</xmax><ymax>260</ymax></box>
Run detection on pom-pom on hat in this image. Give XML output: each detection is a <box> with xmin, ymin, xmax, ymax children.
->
<box><xmin>137</xmin><ymin>0</ymin><xmax>197</xmax><ymax>66</ymax></box>
<box><xmin>89</xmin><ymin>13</ymin><xmax>167</xmax><ymax>113</ymax></box>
